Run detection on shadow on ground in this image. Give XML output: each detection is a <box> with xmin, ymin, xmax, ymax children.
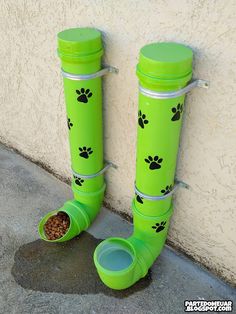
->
<box><xmin>11</xmin><ymin>232</ymin><xmax>151</xmax><ymax>298</ymax></box>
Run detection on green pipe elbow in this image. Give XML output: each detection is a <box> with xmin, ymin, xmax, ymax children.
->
<box><xmin>38</xmin><ymin>183</ymin><xmax>105</xmax><ymax>242</ymax></box>
<box><xmin>94</xmin><ymin>201</ymin><xmax>173</xmax><ymax>290</ymax></box>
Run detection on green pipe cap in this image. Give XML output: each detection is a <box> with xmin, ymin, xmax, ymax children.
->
<box><xmin>137</xmin><ymin>42</ymin><xmax>193</xmax><ymax>81</ymax></box>
<box><xmin>58</xmin><ymin>27</ymin><xmax>103</xmax><ymax>60</ymax></box>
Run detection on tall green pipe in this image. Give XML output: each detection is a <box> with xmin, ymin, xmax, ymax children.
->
<box><xmin>38</xmin><ymin>28</ymin><xmax>106</xmax><ymax>242</ymax></box>
<box><xmin>94</xmin><ymin>43</ymin><xmax>193</xmax><ymax>289</ymax></box>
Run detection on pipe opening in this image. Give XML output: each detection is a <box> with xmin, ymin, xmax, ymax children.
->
<box><xmin>95</xmin><ymin>238</ymin><xmax>136</xmax><ymax>272</ymax></box>
<box><xmin>43</xmin><ymin>211</ymin><xmax>70</xmax><ymax>241</ymax></box>
<box><xmin>38</xmin><ymin>210</ymin><xmax>72</xmax><ymax>242</ymax></box>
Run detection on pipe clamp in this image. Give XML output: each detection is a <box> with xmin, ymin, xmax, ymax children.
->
<box><xmin>139</xmin><ymin>79</ymin><xmax>209</xmax><ymax>99</ymax></box>
<box><xmin>72</xmin><ymin>162</ymin><xmax>117</xmax><ymax>179</ymax></box>
<box><xmin>135</xmin><ymin>180</ymin><xmax>189</xmax><ymax>201</ymax></box>
<box><xmin>61</xmin><ymin>66</ymin><xmax>118</xmax><ymax>81</ymax></box>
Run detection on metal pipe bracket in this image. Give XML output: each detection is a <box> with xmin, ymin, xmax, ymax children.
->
<box><xmin>139</xmin><ymin>79</ymin><xmax>209</xmax><ymax>99</ymax></box>
<box><xmin>135</xmin><ymin>180</ymin><xmax>190</xmax><ymax>201</ymax></box>
<box><xmin>61</xmin><ymin>66</ymin><xmax>118</xmax><ymax>81</ymax></box>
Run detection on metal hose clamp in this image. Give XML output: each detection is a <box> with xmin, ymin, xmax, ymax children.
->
<box><xmin>139</xmin><ymin>79</ymin><xmax>209</xmax><ymax>99</ymax></box>
<box><xmin>61</xmin><ymin>66</ymin><xmax>118</xmax><ymax>81</ymax></box>
<box><xmin>72</xmin><ymin>162</ymin><xmax>117</xmax><ymax>179</ymax></box>
<box><xmin>135</xmin><ymin>180</ymin><xmax>190</xmax><ymax>201</ymax></box>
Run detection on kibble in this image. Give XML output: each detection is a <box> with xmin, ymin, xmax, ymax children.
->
<box><xmin>44</xmin><ymin>212</ymin><xmax>70</xmax><ymax>240</ymax></box>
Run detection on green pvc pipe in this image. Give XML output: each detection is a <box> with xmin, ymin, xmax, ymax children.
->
<box><xmin>94</xmin><ymin>43</ymin><xmax>193</xmax><ymax>289</ymax></box>
<box><xmin>38</xmin><ymin>28</ymin><xmax>105</xmax><ymax>242</ymax></box>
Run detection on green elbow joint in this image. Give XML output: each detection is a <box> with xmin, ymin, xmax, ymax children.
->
<box><xmin>94</xmin><ymin>200</ymin><xmax>173</xmax><ymax>290</ymax></box>
<box><xmin>38</xmin><ymin>183</ymin><xmax>105</xmax><ymax>242</ymax></box>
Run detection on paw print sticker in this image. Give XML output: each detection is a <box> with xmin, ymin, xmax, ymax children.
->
<box><xmin>73</xmin><ymin>175</ymin><xmax>84</xmax><ymax>186</ymax></box>
<box><xmin>138</xmin><ymin>110</ymin><xmax>149</xmax><ymax>129</ymax></box>
<box><xmin>145</xmin><ymin>155</ymin><xmax>163</xmax><ymax>170</ymax></box>
<box><xmin>79</xmin><ymin>147</ymin><xmax>93</xmax><ymax>159</ymax></box>
<box><xmin>76</xmin><ymin>88</ymin><xmax>93</xmax><ymax>103</ymax></box>
<box><xmin>136</xmin><ymin>194</ymin><xmax>143</xmax><ymax>204</ymax></box>
<box><xmin>152</xmin><ymin>221</ymin><xmax>166</xmax><ymax>233</ymax></box>
<box><xmin>161</xmin><ymin>185</ymin><xmax>173</xmax><ymax>195</ymax></box>
<box><xmin>67</xmin><ymin>117</ymin><xmax>73</xmax><ymax>130</ymax></box>
<box><xmin>171</xmin><ymin>103</ymin><xmax>183</xmax><ymax>121</ymax></box>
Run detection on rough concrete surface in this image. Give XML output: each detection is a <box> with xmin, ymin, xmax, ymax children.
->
<box><xmin>0</xmin><ymin>144</ymin><xmax>235</xmax><ymax>314</ymax></box>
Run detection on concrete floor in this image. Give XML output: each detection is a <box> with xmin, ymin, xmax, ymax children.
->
<box><xmin>0</xmin><ymin>143</ymin><xmax>235</xmax><ymax>314</ymax></box>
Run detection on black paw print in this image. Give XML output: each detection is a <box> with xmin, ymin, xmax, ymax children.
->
<box><xmin>67</xmin><ymin>117</ymin><xmax>73</xmax><ymax>130</ymax></box>
<box><xmin>136</xmin><ymin>194</ymin><xmax>143</xmax><ymax>204</ymax></box>
<box><xmin>138</xmin><ymin>110</ymin><xmax>149</xmax><ymax>129</ymax></box>
<box><xmin>152</xmin><ymin>221</ymin><xmax>166</xmax><ymax>233</ymax></box>
<box><xmin>79</xmin><ymin>147</ymin><xmax>93</xmax><ymax>159</ymax></box>
<box><xmin>145</xmin><ymin>156</ymin><xmax>163</xmax><ymax>170</ymax></box>
<box><xmin>76</xmin><ymin>88</ymin><xmax>93</xmax><ymax>103</ymax></box>
<box><xmin>171</xmin><ymin>103</ymin><xmax>183</xmax><ymax>121</ymax></box>
<box><xmin>73</xmin><ymin>175</ymin><xmax>84</xmax><ymax>186</ymax></box>
<box><xmin>161</xmin><ymin>185</ymin><xmax>173</xmax><ymax>195</ymax></box>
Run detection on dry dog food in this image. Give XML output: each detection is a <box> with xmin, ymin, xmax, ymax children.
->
<box><xmin>44</xmin><ymin>212</ymin><xmax>70</xmax><ymax>240</ymax></box>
